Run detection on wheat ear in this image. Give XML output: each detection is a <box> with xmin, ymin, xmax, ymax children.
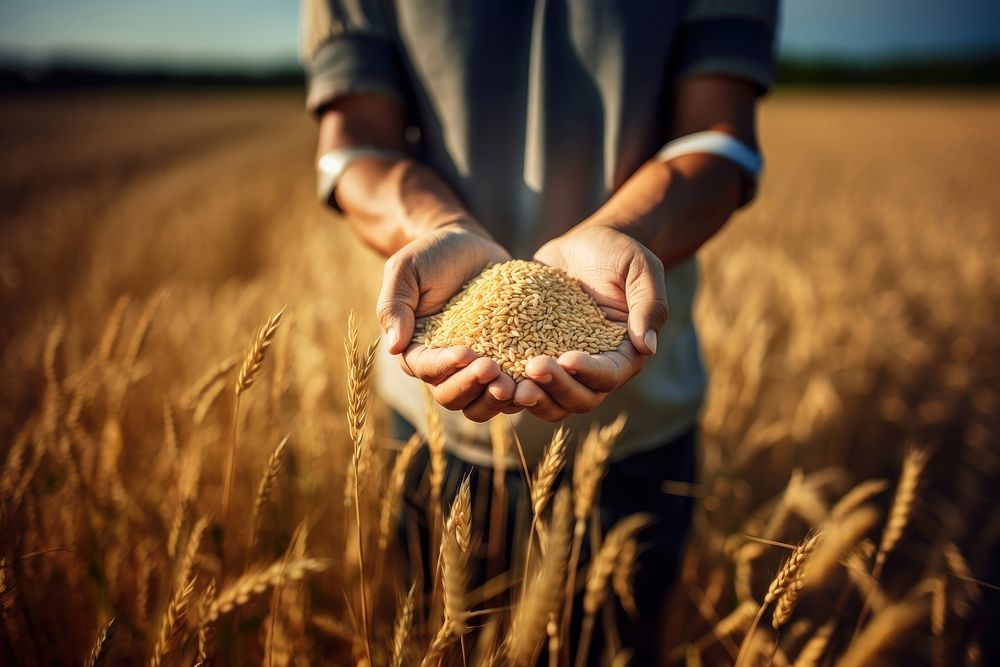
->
<box><xmin>562</xmin><ymin>415</ymin><xmax>626</xmax><ymax>653</ymax></box>
<box><xmin>175</xmin><ymin>514</ymin><xmax>209</xmax><ymax>593</ymax></box>
<box><xmin>576</xmin><ymin>514</ymin><xmax>651</xmax><ymax>667</ymax></box>
<box><xmin>612</xmin><ymin>537</ymin><xmax>641</xmax><ymax>618</ymax></box>
<box><xmin>873</xmin><ymin>447</ymin><xmax>927</xmax><ymax>577</ymax></box>
<box><xmin>521</xmin><ymin>426</ymin><xmax>568</xmax><ymax>599</ymax></box>
<box><xmin>149</xmin><ymin>575</ymin><xmax>196</xmax><ymax>667</ymax></box>
<box><xmin>222</xmin><ymin>307</ymin><xmax>284</xmax><ymax>525</ymax></box>
<box><xmin>854</xmin><ymin>446</ymin><xmax>927</xmax><ymax>637</ymax></box>
<box><xmin>98</xmin><ymin>296</ymin><xmax>130</xmax><ymax>362</ymax></box>
<box><xmin>205</xmin><ymin>558</ymin><xmax>329</xmax><ymax>623</ymax></box>
<box><xmin>736</xmin><ymin>532</ymin><xmax>821</xmax><ymax>667</ymax></box>
<box><xmin>86</xmin><ymin>617</ymin><xmax>117</xmax><ymax>667</ymax></box>
<box><xmin>793</xmin><ymin>619</ymin><xmax>835</xmax><ymax>667</ymax></box>
<box><xmin>379</xmin><ymin>434</ymin><xmax>423</xmax><ymax>555</ymax></box>
<box><xmin>532</xmin><ymin>426</ymin><xmax>568</xmax><ymax>519</ymax></box>
<box><xmin>193</xmin><ymin>578</ymin><xmax>216</xmax><ymax>667</ymax></box>
<box><xmin>180</xmin><ymin>354</ymin><xmax>238</xmax><ymax>410</ymax></box>
<box><xmin>668</xmin><ymin>600</ymin><xmax>758</xmax><ymax>659</ymax></box>
<box><xmin>249</xmin><ymin>435</ymin><xmax>290</xmax><ymax>558</ymax></box>
<box><xmin>837</xmin><ymin>595</ymin><xmax>929</xmax><ymax>667</ymax></box>
<box><xmin>830</xmin><ymin>479</ymin><xmax>888</xmax><ymax>520</ymax></box>
<box><xmin>390</xmin><ymin>584</ymin><xmax>416</xmax><ymax>667</ymax></box>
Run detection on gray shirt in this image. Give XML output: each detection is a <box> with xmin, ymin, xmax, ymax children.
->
<box><xmin>303</xmin><ymin>0</ymin><xmax>776</xmax><ymax>464</ymax></box>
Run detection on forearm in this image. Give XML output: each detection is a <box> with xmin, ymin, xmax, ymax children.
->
<box><xmin>580</xmin><ymin>75</ymin><xmax>758</xmax><ymax>270</ymax></box>
<box><xmin>334</xmin><ymin>157</ymin><xmax>485</xmax><ymax>256</ymax></box>
<box><xmin>582</xmin><ymin>153</ymin><xmax>743</xmax><ymax>269</ymax></box>
<box><xmin>317</xmin><ymin>94</ymin><xmax>485</xmax><ymax>257</ymax></box>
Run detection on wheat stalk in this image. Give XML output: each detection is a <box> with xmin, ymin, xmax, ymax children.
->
<box><xmin>181</xmin><ymin>354</ymin><xmax>238</xmax><ymax>410</ymax></box>
<box><xmin>222</xmin><ymin>307</ymin><xmax>284</xmax><ymax>526</ymax></box>
<box><xmin>668</xmin><ymin>600</ymin><xmax>758</xmax><ymax>659</ymax></box>
<box><xmin>508</xmin><ymin>487</ymin><xmax>571</xmax><ymax>666</ymax></box>
<box><xmin>423</xmin><ymin>481</ymin><xmax>475</xmax><ymax>666</ymax></box>
<box><xmin>942</xmin><ymin>541</ymin><xmax>981</xmax><ymax>602</ymax></box>
<box><xmin>520</xmin><ymin>426</ymin><xmax>569</xmax><ymax>602</ymax></box>
<box><xmin>124</xmin><ymin>290</ymin><xmax>166</xmax><ymax>373</ymax></box>
<box><xmin>423</xmin><ymin>386</ymin><xmax>447</xmax><ymax>559</ymax></box>
<box><xmin>931</xmin><ymin>572</ymin><xmax>947</xmax><ymax>667</ymax></box>
<box><xmin>576</xmin><ymin>514</ymin><xmax>651</xmax><ymax>667</ymax></box>
<box><xmin>488</xmin><ymin>416</ymin><xmax>510</xmax><ymax>539</ymax></box>
<box><xmin>344</xmin><ymin>311</ymin><xmax>378</xmax><ymax>666</ymax></box>
<box><xmin>193</xmin><ymin>377</ymin><xmax>228</xmax><ymax>425</ymax></box>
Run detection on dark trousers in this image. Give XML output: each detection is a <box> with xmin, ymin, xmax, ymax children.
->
<box><xmin>393</xmin><ymin>414</ymin><xmax>696</xmax><ymax>666</ymax></box>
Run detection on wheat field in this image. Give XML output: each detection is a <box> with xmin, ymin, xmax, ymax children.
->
<box><xmin>0</xmin><ymin>90</ymin><xmax>997</xmax><ymax>665</ymax></box>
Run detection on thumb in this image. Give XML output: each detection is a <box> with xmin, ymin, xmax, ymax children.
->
<box><xmin>624</xmin><ymin>251</ymin><xmax>669</xmax><ymax>355</ymax></box>
<box><xmin>376</xmin><ymin>254</ymin><xmax>419</xmax><ymax>354</ymax></box>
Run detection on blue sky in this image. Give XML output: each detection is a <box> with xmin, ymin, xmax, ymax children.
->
<box><xmin>1</xmin><ymin>0</ymin><xmax>998</xmax><ymax>70</ymax></box>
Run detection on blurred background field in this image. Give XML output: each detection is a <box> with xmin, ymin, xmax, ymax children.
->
<box><xmin>2</xmin><ymin>1</ymin><xmax>1000</xmax><ymax>664</ymax></box>
<box><xmin>1</xmin><ymin>88</ymin><xmax>998</xmax><ymax>664</ymax></box>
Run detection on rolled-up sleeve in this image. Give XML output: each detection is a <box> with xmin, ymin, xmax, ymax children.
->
<box><xmin>301</xmin><ymin>0</ymin><xmax>408</xmax><ymax>114</ymax></box>
<box><xmin>673</xmin><ymin>0</ymin><xmax>778</xmax><ymax>93</ymax></box>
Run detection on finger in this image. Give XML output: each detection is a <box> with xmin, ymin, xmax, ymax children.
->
<box><xmin>513</xmin><ymin>379</ymin><xmax>570</xmax><ymax>423</ymax></box>
<box><xmin>623</xmin><ymin>251</ymin><xmax>669</xmax><ymax>355</ymax></box>
<box><xmin>431</xmin><ymin>357</ymin><xmax>501</xmax><ymax>410</ymax></box>
<box><xmin>462</xmin><ymin>374</ymin><xmax>517</xmax><ymax>422</ymax></box>
<box><xmin>400</xmin><ymin>344</ymin><xmax>478</xmax><ymax>384</ymax></box>
<box><xmin>376</xmin><ymin>254</ymin><xmax>420</xmax><ymax>354</ymax></box>
<box><xmin>523</xmin><ymin>356</ymin><xmax>604</xmax><ymax>414</ymax></box>
<box><xmin>557</xmin><ymin>348</ymin><xmax>638</xmax><ymax>393</ymax></box>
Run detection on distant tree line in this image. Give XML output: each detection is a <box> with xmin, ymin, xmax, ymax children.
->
<box><xmin>1</xmin><ymin>53</ymin><xmax>998</xmax><ymax>91</ymax></box>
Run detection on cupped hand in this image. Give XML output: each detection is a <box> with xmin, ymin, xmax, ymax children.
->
<box><xmin>377</xmin><ymin>222</ymin><xmax>520</xmax><ymax>421</ymax></box>
<box><xmin>514</xmin><ymin>222</ymin><xmax>669</xmax><ymax>421</ymax></box>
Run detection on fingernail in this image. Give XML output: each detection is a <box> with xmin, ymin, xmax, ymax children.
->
<box><xmin>385</xmin><ymin>328</ymin><xmax>398</xmax><ymax>349</ymax></box>
<box><xmin>531</xmin><ymin>373</ymin><xmax>552</xmax><ymax>385</ymax></box>
<box><xmin>643</xmin><ymin>330</ymin><xmax>658</xmax><ymax>354</ymax></box>
<box><xmin>517</xmin><ymin>397</ymin><xmax>538</xmax><ymax>407</ymax></box>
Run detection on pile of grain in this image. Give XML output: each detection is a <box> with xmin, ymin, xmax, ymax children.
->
<box><xmin>415</xmin><ymin>260</ymin><xmax>625</xmax><ymax>380</ymax></box>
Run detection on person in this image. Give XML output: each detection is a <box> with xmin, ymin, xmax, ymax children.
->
<box><xmin>302</xmin><ymin>1</ymin><xmax>776</xmax><ymax>662</ymax></box>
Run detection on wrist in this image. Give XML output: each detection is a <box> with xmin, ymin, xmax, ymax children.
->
<box><xmin>577</xmin><ymin>214</ymin><xmax>658</xmax><ymax>249</ymax></box>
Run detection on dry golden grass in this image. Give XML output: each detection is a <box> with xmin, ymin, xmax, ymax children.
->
<box><xmin>0</xmin><ymin>90</ymin><xmax>998</xmax><ymax>665</ymax></box>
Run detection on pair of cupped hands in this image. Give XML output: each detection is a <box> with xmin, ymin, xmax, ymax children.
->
<box><xmin>377</xmin><ymin>220</ymin><xmax>670</xmax><ymax>423</ymax></box>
